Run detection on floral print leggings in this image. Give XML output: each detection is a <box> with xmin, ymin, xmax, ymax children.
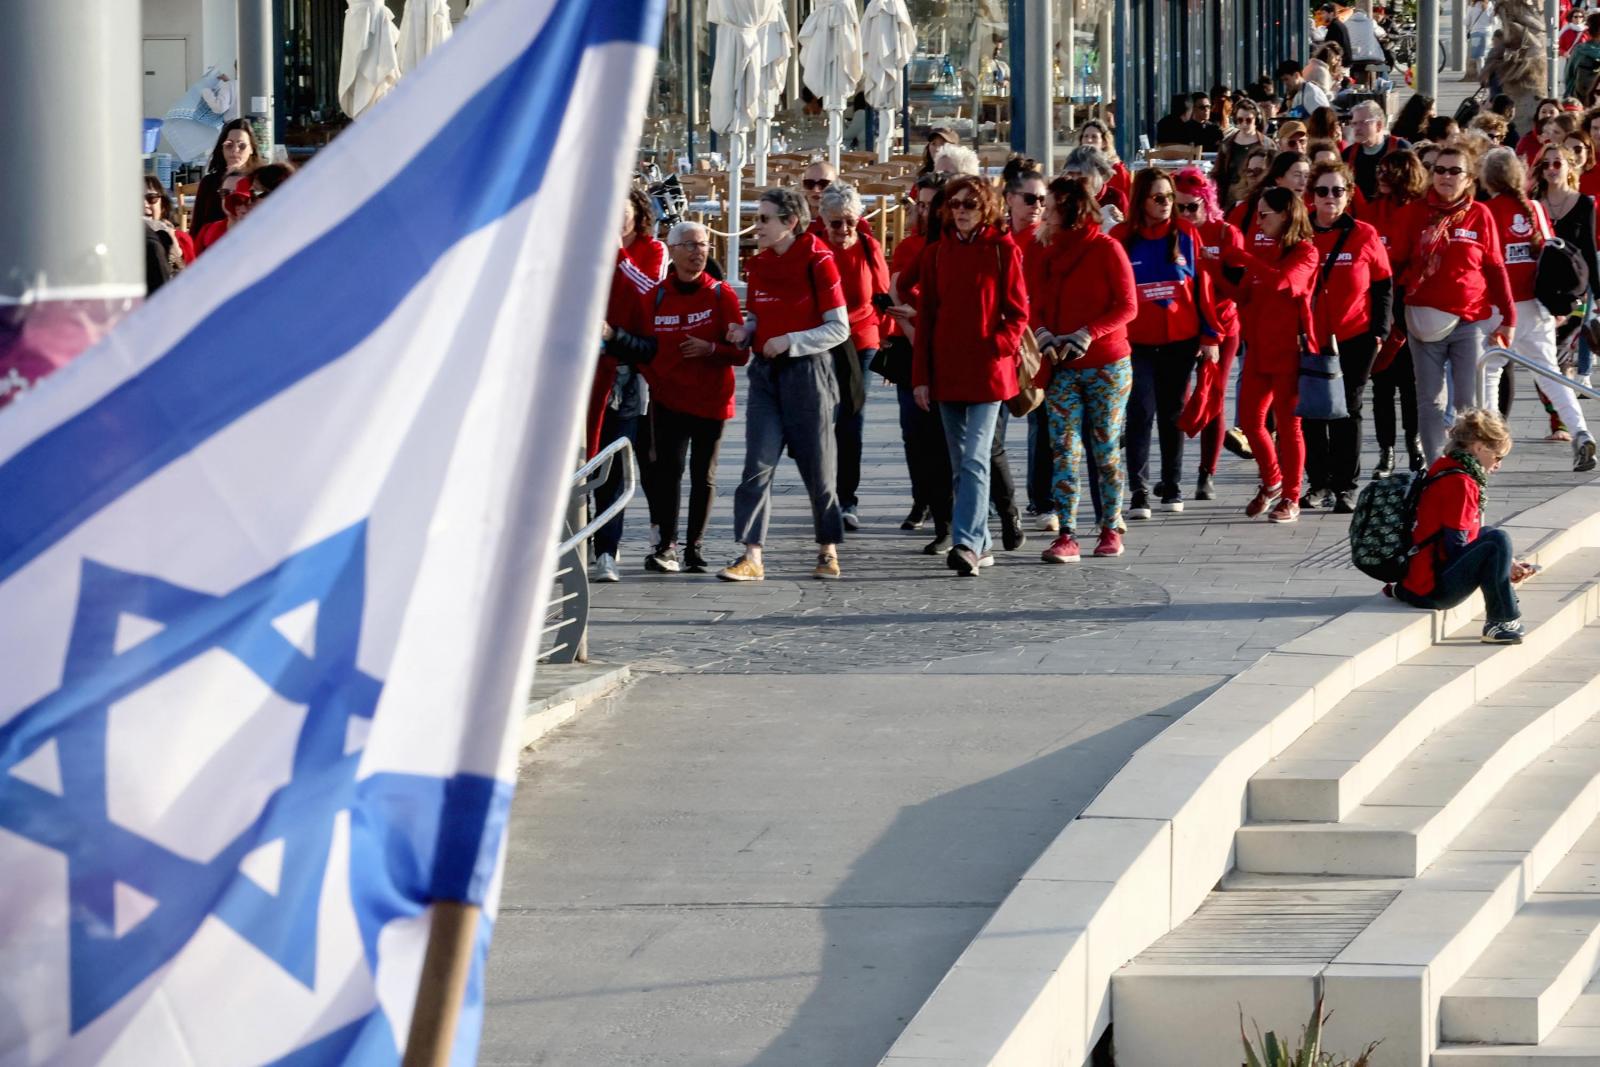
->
<box><xmin>1046</xmin><ymin>357</ymin><xmax>1133</xmax><ymax>533</ymax></box>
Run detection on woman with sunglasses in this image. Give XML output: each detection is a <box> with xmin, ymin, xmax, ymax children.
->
<box><xmin>1076</xmin><ymin>120</ymin><xmax>1131</xmax><ymax>203</ymax></box>
<box><xmin>1112</xmin><ymin>169</ymin><xmax>1222</xmax><ymax>518</ymax></box>
<box><xmin>142</xmin><ymin>176</ymin><xmax>194</xmax><ymax>266</ymax></box>
<box><xmin>911</xmin><ymin>175</ymin><xmax>1031</xmax><ymax>577</ymax></box>
<box><xmin>1534</xmin><ymin>143</ymin><xmax>1600</xmax><ymax>392</ymax></box>
<box><xmin>1226</xmin><ymin>186</ymin><xmax>1320</xmax><ymax>523</ymax></box>
<box><xmin>1300</xmin><ymin>160</ymin><xmax>1394</xmax><ymax>513</ymax></box>
<box><xmin>1212</xmin><ymin>99</ymin><xmax>1278</xmax><ymax>210</ymax></box>
<box><xmin>1228</xmin><ymin>151</ymin><xmax>1312</xmax><ymax>250</ymax></box>
<box><xmin>189</xmin><ymin>118</ymin><xmax>261</xmax><ymax>239</ymax></box>
<box><xmin>1387</xmin><ymin>144</ymin><xmax>1515</xmax><ymax>463</ymax></box>
<box><xmin>719</xmin><ymin>187</ymin><xmax>850</xmax><ymax>583</ymax></box>
<box><xmin>1364</xmin><ymin>149</ymin><xmax>1430</xmax><ymax>477</ymax></box>
<box><xmin>1480</xmin><ymin>148</ymin><xmax>1597</xmax><ymax>470</ymax></box>
<box><xmin>194</xmin><ymin>172</ymin><xmax>254</xmax><ymax>255</ymax></box>
<box><xmin>1030</xmin><ymin>177</ymin><xmax>1139</xmax><ymax>563</ymax></box>
<box><xmin>1227</xmin><ymin>146</ymin><xmax>1275</xmax><ymax>216</ymax></box>
<box><xmin>1392</xmin><ymin>409</ymin><xmax>1532</xmax><ymax>645</ymax></box>
<box><xmin>1004</xmin><ymin>161</ymin><xmax>1058</xmax><ymax>530</ymax></box>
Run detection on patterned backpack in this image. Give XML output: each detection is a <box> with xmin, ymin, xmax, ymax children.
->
<box><xmin>1348</xmin><ymin>469</ymin><xmax>1469</xmax><ymax>582</ymax></box>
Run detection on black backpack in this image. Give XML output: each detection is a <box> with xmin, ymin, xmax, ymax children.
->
<box><xmin>1536</xmin><ymin>236</ymin><xmax>1589</xmax><ymax>317</ymax></box>
<box><xmin>1348</xmin><ymin>469</ymin><xmax>1469</xmax><ymax>582</ymax></box>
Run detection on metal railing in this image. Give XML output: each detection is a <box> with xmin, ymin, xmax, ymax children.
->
<box><xmin>537</xmin><ymin>437</ymin><xmax>636</xmax><ymax>664</ymax></box>
<box><xmin>1476</xmin><ymin>345</ymin><xmax>1600</xmax><ymax>409</ymax></box>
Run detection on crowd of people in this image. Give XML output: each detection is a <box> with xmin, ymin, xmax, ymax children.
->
<box><xmin>584</xmin><ymin>77</ymin><xmax>1593</xmax><ymax>611</ymax></box>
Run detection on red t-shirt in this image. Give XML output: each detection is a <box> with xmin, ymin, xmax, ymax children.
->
<box><xmin>642</xmin><ymin>273</ymin><xmax>748</xmax><ymax>421</ymax></box>
<box><xmin>825</xmin><ymin>232</ymin><xmax>890</xmax><ymax>351</ymax></box>
<box><xmin>1402</xmin><ymin>458</ymin><xmax>1481</xmax><ymax>597</ymax></box>
<box><xmin>196</xmin><ymin>219</ymin><xmax>229</xmax><ymax>254</ymax></box>
<box><xmin>1580</xmin><ymin>168</ymin><xmax>1600</xmax><ymax>199</ymax></box>
<box><xmin>1388</xmin><ymin>196</ymin><xmax>1516</xmax><ymax>327</ymax></box>
<box><xmin>1311</xmin><ymin>218</ymin><xmax>1393</xmax><ymax>345</ymax></box>
<box><xmin>743</xmin><ymin>232</ymin><xmax>846</xmax><ymax>352</ymax></box>
<box><xmin>1485</xmin><ymin>194</ymin><xmax>1552</xmax><ymax>303</ymax></box>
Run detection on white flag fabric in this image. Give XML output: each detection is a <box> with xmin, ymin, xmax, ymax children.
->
<box><xmin>398</xmin><ymin>0</ymin><xmax>454</xmax><ymax>74</ymax></box>
<box><xmin>0</xmin><ymin>0</ymin><xmax>662</xmax><ymax>1063</ymax></box>
<box><xmin>339</xmin><ymin>0</ymin><xmax>402</xmax><ymax>118</ymax></box>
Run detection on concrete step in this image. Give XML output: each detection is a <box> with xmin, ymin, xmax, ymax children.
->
<box><xmin>1249</xmin><ymin>549</ymin><xmax>1600</xmax><ymax>828</ymax></box>
<box><xmin>1435</xmin><ymin>968</ymin><xmax>1600</xmax><ymax>1064</ymax></box>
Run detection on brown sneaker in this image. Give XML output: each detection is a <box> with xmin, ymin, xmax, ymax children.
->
<box><xmin>813</xmin><ymin>552</ymin><xmax>841</xmax><ymax>580</ymax></box>
<box><xmin>1268</xmin><ymin>498</ymin><xmax>1301</xmax><ymax>524</ymax></box>
<box><xmin>1245</xmin><ymin>483</ymin><xmax>1282</xmax><ymax>518</ymax></box>
<box><xmin>717</xmin><ymin>555</ymin><xmax>765</xmax><ymax>582</ymax></box>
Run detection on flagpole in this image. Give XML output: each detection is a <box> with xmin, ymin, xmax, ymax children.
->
<box><xmin>401</xmin><ymin>901</ymin><xmax>483</xmax><ymax>1067</ymax></box>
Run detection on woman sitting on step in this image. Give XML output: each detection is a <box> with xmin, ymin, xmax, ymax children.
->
<box><xmin>1392</xmin><ymin>409</ymin><xmax>1537</xmax><ymax>644</ymax></box>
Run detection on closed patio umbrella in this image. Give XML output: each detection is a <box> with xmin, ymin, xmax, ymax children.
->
<box><xmin>861</xmin><ymin>0</ymin><xmax>915</xmax><ymax>162</ymax></box>
<box><xmin>753</xmin><ymin>0</ymin><xmax>791</xmax><ymax>186</ymax></box>
<box><xmin>338</xmin><ymin>0</ymin><xmax>401</xmax><ymax>119</ymax></box>
<box><xmin>799</xmin><ymin>0</ymin><xmax>863</xmax><ymax>171</ymax></box>
<box><xmin>709</xmin><ymin>0</ymin><xmax>763</xmax><ymax>281</ymax></box>
<box><xmin>398</xmin><ymin>0</ymin><xmax>453</xmax><ymax>74</ymax></box>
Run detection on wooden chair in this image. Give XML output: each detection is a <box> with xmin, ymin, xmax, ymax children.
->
<box><xmin>175</xmin><ymin>181</ymin><xmax>200</xmax><ymax>230</ymax></box>
<box><xmin>1145</xmin><ymin>145</ymin><xmax>1202</xmax><ymax>162</ymax></box>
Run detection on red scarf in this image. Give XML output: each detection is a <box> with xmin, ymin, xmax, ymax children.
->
<box><xmin>1416</xmin><ymin>189</ymin><xmax>1474</xmax><ymax>289</ymax></box>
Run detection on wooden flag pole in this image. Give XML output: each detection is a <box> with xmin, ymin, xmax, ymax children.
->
<box><xmin>402</xmin><ymin>901</ymin><xmax>483</xmax><ymax>1067</ymax></box>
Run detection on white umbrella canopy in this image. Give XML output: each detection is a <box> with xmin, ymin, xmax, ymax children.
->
<box><xmin>338</xmin><ymin>0</ymin><xmax>401</xmax><ymax>119</ymax></box>
<box><xmin>398</xmin><ymin>0</ymin><xmax>453</xmax><ymax>74</ymax></box>
<box><xmin>861</xmin><ymin>0</ymin><xmax>915</xmax><ymax>161</ymax></box>
<box><xmin>753</xmin><ymin>0</ymin><xmax>791</xmax><ymax>185</ymax></box>
<box><xmin>800</xmin><ymin>0</ymin><xmax>863</xmax><ymax>170</ymax></box>
<box><xmin>708</xmin><ymin>0</ymin><xmax>767</xmax><ymax>282</ymax></box>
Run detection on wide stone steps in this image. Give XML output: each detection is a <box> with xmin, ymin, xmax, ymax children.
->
<box><xmin>1436</xmin><ymin>967</ymin><xmax>1600</xmax><ymax>1064</ymax></box>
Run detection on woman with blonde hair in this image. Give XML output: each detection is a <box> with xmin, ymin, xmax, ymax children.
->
<box><xmin>1393</xmin><ymin>409</ymin><xmax>1535</xmax><ymax>644</ymax></box>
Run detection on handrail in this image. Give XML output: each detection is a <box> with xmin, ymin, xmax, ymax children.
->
<box><xmin>1477</xmin><ymin>345</ymin><xmax>1600</xmax><ymax>409</ymax></box>
<box><xmin>556</xmin><ymin>436</ymin><xmax>636</xmax><ymax>556</ymax></box>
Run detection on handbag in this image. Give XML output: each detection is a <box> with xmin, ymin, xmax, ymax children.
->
<box><xmin>1295</xmin><ymin>222</ymin><xmax>1356</xmax><ymax>420</ymax></box>
<box><xmin>871</xmin><ymin>334</ymin><xmax>913</xmax><ymax>386</ymax></box>
<box><xmin>1007</xmin><ymin>327</ymin><xmax>1045</xmax><ymax>417</ymax></box>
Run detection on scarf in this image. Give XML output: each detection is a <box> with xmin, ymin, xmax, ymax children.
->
<box><xmin>1416</xmin><ymin>190</ymin><xmax>1474</xmax><ymax>289</ymax></box>
<box><xmin>1447</xmin><ymin>448</ymin><xmax>1489</xmax><ymax>518</ymax></box>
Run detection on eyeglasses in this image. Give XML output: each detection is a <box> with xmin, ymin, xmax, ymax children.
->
<box><xmin>1433</xmin><ymin>165</ymin><xmax>1466</xmax><ymax>176</ymax></box>
<box><xmin>1176</xmin><ymin>201</ymin><xmax>1203</xmax><ymax>214</ymax></box>
<box><xmin>826</xmin><ymin>217</ymin><xmax>857</xmax><ymax>230</ymax></box>
<box><xmin>757</xmin><ymin>212</ymin><xmax>786</xmax><ymax>224</ymax></box>
<box><xmin>1313</xmin><ymin>185</ymin><xmax>1347</xmax><ymax>197</ymax></box>
<box><xmin>1148</xmin><ymin>193</ymin><xmax>1174</xmax><ymax>204</ymax></box>
<box><xmin>1015</xmin><ymin>192</ymin><xmax>1045</xmax><ymax>206</ymax></box>
<box><xmin>672</xmin><ymin>240</ymin><xmax>711</xmax><ymax>250</ymax></box>
<box><xmin>802</xmin><ymin>178</ymin><xmax>833</xmax><ymax>191</ymax></box>
<box><xmin>143</xmin><ymin>193</ymin><xmax>161</xmax><ymax>203</ymax></box>
<box><xmin>948</xmin><ymin>197</ymin><xmax>980</xmax><ymax>211</ymax></box>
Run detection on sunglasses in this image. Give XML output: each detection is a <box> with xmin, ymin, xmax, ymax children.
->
<box><xmin>1148</xmin><ymin>193</ymin><xmax>1174</xmax><ymax>204</ymax></box>
<box><xmin>1014</xmin><ymin>192</ymin><xmax>1046</xmax><ymax>206</ymax></box>
<box><xmin>826</xmin><ymin>217</ymin><xmax>857</xmax><ymax>230</ymax></box>
<box><xmin>1433</xmin><ymin>165</ymin><xmax>1466</xmax><ymax>176</ymax></box>
<box><xmin>802</xmin><ymin>178</ymin><xmax>832</xmax><ymax>191</ymax></box>
<box><xmin>1544</xmin><ymin>159</ymin><xmax>1566</xmax><ymax>170</ymax></box>
<box><xmin>948</xmin><ymin>197</ymin><xmax>980</xmax><ymax>211</ymax></box>
<box><xmin>143</xmin><ymin>192</ymin><xmax>162</xmax><ymax>203</ymax></box>
<box><xmin>1176</xmin><ymin>201</ymin><xmax>1203</xmax><ymax>214</ymax></box>
<box><xmin>1313</xmin><ymin>185</ymin><xmax>1347</xmax><ymax>197</ymax></box>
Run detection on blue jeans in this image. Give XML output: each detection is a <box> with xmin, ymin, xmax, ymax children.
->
<box><xmin>939</xmin><ymin>400</ymin><xmax>1001</xmax><ymax>555</ymax></box>
<box><xmin>1397</xmin><ymin>528</ymin><xmax>1521</xmax><ymax>624</ymax></box>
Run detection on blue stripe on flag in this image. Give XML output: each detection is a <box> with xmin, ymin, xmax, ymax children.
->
<box><xmin>0</xmin><ymin>0</ymin><xmax>665</xmax><ymax>584</ymax></box>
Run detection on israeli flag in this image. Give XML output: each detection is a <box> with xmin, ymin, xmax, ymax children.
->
<box><xmin>0</xmin><ymin>0</ymin><xmax>663</xmax><ymax>1062</ymax></box>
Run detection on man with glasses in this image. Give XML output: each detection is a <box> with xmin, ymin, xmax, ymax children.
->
<box><xmin>1189</xmin><ymin>92</ymin><xmax>1225</xmax><ymax>151</ymax></box>
<box><xmin>1341</xmin><ymin>101</ymin><xmax>1409</xmax><ymax>204</ymax></box>
<box><xmin>803</xmin><ymin>158</ymin><xmax>876</xmax><ymax>240</ymax></box>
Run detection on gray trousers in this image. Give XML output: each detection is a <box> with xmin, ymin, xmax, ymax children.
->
<box><xmin>732</xmin><ymin>355</ymin><xmax>845</xmax><ymax>546</ymax></box>
<box><xmin>1410</xmin><ymin>316</ymin><xmax>1488</xmax><ymax>462</ymax></box>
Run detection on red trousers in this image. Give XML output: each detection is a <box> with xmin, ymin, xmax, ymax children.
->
<box><xmin>1238</xmin><ymin>362</ymin><xmax>1304</xmax><ymax>500</ymax></box>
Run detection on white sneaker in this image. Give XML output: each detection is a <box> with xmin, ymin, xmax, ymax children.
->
<box><xmin>977</xmin><ymin>552</ymin><xmax>995</xmax><ymax>568</ymax></box>
<box><xmin>593</xmin><ymin>553</ymin><xmax>620</xmax><ymax>583</ymax></box>
<box><xmin>842</xmin><ymin>507</ymin><xmax>861</xmax><ymax>531</ymax></box>
<box><xmin>1035</xmin><ymin>512</ymin><xmax>1060</xmax><ymax>532</ymax></box>
<box><xmin>1582</xmin><ymin>374</ymin><xmax>1595</xmax><ymax>392</ymax></box>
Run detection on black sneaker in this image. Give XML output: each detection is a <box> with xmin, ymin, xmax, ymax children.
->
<box><xmin>923</xmin><ymin>528</ymin><xmax>952</xmax><ymax>556</ymax></box>
<box><xmin>683</xmin><ymin>543</ymin><xmax>709</xmax><ymax>573</ymax></box>
<box><xmin>1333</xmin><ymin>491</ymin><xmax>1357</xmax><ymax>514</ymax></box>
<box><xmin>1196</xmin><ymin>472</ymin><xmax>1216</xmax><ymax>501</ymax></box>
<box><xmin>1158</xmin><ymin>484</ymin><xmax>1184</xmax><ymax>512</ymax></box>
<box><xmin>1482</xmin><ymin>619</ymin><xmax>1525</xmax><ymax>645</ymax></box>
<box><xmin>1300</xmin><ymin>488</ymin><xmax>1323</xmax><ymax>509</ymax></box>
<box><xmin>901</xmin><ymin>503</ymin><xmax>928</xmax><ymax>530</ymax></box>
<box><xmin>947</xmin><ymin>545</ymin><xmax>980</xmax><ymax>576</ymax></box>
<box><xmin>1576</xmin><ymin>432</ymin><xmax>1598</xmax><ymax>473</ymax></box>
<box><xmin>1127</xmin><ymin>490</ymin><xmax>1152</xmax><ymax>520</ymax></box>
<box><xmin>644</xmin><ymin>546</ymin><xmax>681</xmax><ymax>573</ymax></box>
<box><xmin>1000</xmin><ymin>509</ymin><xmax>1027</xmax><ymax>551</ymax></box>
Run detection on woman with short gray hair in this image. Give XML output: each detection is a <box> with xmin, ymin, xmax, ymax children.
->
<box><xmin>1061</xmin><ymin>146</ymin><xmax>1127</xmax><ymax>223</ymax></box>
<box><xmin>719</xmin><ymin>187</ymin><xmax>852</xmax><ymax>582</ymax></box>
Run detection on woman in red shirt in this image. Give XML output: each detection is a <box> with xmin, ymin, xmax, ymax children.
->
<box><xmin>720</xmin><ymin>187</ymin><xmax>851</xmax><ymax>582</ymax></box>
<box><xmin>1076</xmin><ymin>121</ymin><xmax>1131</xmax><ymax>205</ymax></box>
<box><xmin>1225</xmin><ymin>186</ymin><xmax>1320</xmax><ymax>524</ymax></box>
<box><xmin>1395</xmin><ymin>410</ymin><xmax>1534</xmax><ymax>643</ymax></box>
<box><xmin>912</xmin><ymin>174</ymin><xmax>1030</xmax><ymax>576</ymax></box>
<box><xmin>1172</xmin><ymin>168</ymin><xmax>1244</xmax><ymax>502</ymax></box>
<box><xmin>1028</xmin><ymin>177</ymin><xmax>1138</xmax><ymax>562</ymax></box>
<box><xmin>1365</xmin><ymin>149</ymin><xmax>1430</xmax><ymax>477</ymax></box>
<box><xmin>819</xmin><ymin>182</ymin><xmax>891</xmax><ymax>533</ymax></box>
<box><xmin>1301</xmin><ymin>160</ymin><xmax>1394</xmax><ymax>513</ymax></box>
<box><xmin>1386</xmin><ymin>143</ymin><xmax>1516</xmax><ymax>463</ymax></box>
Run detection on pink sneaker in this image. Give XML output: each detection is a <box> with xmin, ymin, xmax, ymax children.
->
<box><xmin>1041</xmin><ymin>532</ymin><xmax>1082</xmax><ymax>563</ymax></box>
<box><xmin>1093</xmin><ymin>528</ymin><xmax>1124</xmax><ymax>557</ymax></box>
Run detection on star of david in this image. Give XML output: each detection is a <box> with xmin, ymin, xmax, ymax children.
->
<box><xmin>0</xmin><ymin>522</ymin><xmax>381</xmax><ymax>1033</ymax></box>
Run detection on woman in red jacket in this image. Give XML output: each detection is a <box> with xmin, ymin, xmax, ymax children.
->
<box><xmin>1029</xmin><ymin>178</ymin><xmax>1139</xmax><ymax>562</ymax></box>
<box><xmin>1365</xmin><ymin>149</ymin><xmax>1430</xmax><ymax>476</ymax></box>
<box><xmin>1225</xmin><ymin>186</ymin><xmax>1320</xmax><ymax>523</ymax></box>
<box><xmin>912</xmin><ymin>174</ymin><xmax>1030</xmax><ymax>577</ymax></box>
<box><xmin>1386</xmin><ymin>143</ymin><xmax>1516</xmax><ymax>462</ymax></box>
<box><xmin>1301</xmin><ymin>160</ymin><xmax>1395</xmax><ymax>513</ymax></box>
<box><xmin>1172</xmin><ymin>168</ymin><xmax>1244</xmax><ymax>501</ymax></box>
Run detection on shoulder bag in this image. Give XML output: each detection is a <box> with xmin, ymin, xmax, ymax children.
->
<box><xmin>1295</xmin><ymin>223</ymin><xmax>1356</xmax><ymax>420</ymax></box>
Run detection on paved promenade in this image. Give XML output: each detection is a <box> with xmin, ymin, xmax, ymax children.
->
<box><xmin>478</xmin><ymin>364</ymin><xmax>1594</xmax><ymax>1067</ymax></box>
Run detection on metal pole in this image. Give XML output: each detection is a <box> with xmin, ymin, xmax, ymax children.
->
<box><xmin>1418</xmin><ymin>0</ymin><xmax>1439</xmax><ymax>102</ymax></box>
<box><xmin>1099</xmin><ymin>4</ymin><xmax>1114</xmax><ymax>121</ymax></box>
<box><xmin>1063</xmin><ymin>2</ymin><xmax>1076</xmax><ymax>135</ymax></box>
<box><xmin>755</xmin><ymin>1</ymin><xmax>771</xmax><ymax>187</ymax></box>
<box><xmin>686</xmin><ymin>0</ymin><xmax>699</xmax><ymax>167</ymax></box>
<box><xmin>1549</xmin><ymin>0</ymin><xmax>1562</xmax><ymax>96</ymax></box>
<box><xmin>1449</xmin><ymin>0</ymin><xmax>1466</xmax><ymax>72</ymax></box>
<box><xmin>1026</xmin><ymin>0</ymin><xmax>1054</xmax><ymax>167</ymax></box>
<box><xmin>239</xmin><ymin>0</ymin><xmax>276</xmax><ymax>162</ymax></box>
<box><xmin>727</xmin><ymin>133</ymin><xmax>744</xmax><ymax>282</ymax></box>
<box><xmin>787</xmin><ymin>0</ymin><xmax>801</xmax><ymax>104</ymax></box>
<box><xmin>1010</xmin><ymin>0</ymin><xmax>1028</xmax><ymax>154</ymax></box>
<box><xmin>0</xmin><ymin>0</ymin><xmax>143</xmax><ymax>398</ymax></box>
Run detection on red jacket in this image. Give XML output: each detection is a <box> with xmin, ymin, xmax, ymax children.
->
<box><xmin>826</xmin><ymin>230</ymin><xmax>890</xmax><ymax>351</ymax></box>
<box><xmin>1580</xmin><ymin>168</ymin><xmax>1600</xmax><ymax>199</ymax></box>
<box><xmin>744</xmin><ymin>231</ymin><xmax>846</xmax><ymax>352</ymax></box>
<box><xmin>1224</xmin><ymin>237</ymin><xmax>1320</xmax><ymax>373</ymax></box>
<box><xmin>912</xmin><ymin>224</ymin><xmax>1030</xmax><ymax>402</ymax></box>
<box><xmin>1024</xmin><ymin>225</ymin><xmax>1138</xmax><ymax>372</ymax></box>
<box><xmin>1196</xmin><ymin>218</ymin><xmax>1245</xmax><ymax>337</ymax></box>
<box><xmin>1485</xmin><ymin>194</ymin><xmax>1552</xmax><ymax>303</ymax></box>
<box><xmin>1387</xmin><ymin>194</ymin><xmax>1516</xmax><ymax>327</ymax></box>
<box><xmin>1110</xmin><ymin>217</ymin><xmax>1221</xmax><ymax>347</ymax></box>
<box><xmin>587</xmin><ymin>238</ymin><xmax>668</xmax><ymax>455</ymax></box>
<box><xmin>1311</xmin><ymin>217</ymin><xmax>1393</xmax><ymax>345</ymax></box>
<box><xmin>642</xmin><ymin>272</ymin><xmax>749</xmax><ymax>421</ymax></box>
<box><xmin>1108</xmin><ymin>162</ymin><xmax>1133</xmax><ymax>202</ymax></box>
<box><xmin>1402</xmin><ymin>456</ymin><xmax>1481</xmax><ymax>597</ymax></box>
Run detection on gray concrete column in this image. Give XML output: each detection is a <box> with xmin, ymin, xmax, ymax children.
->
<box><xmin>1418</xmin><ymin>0</ymin><xmax>1439</xmax><ymax>102</ymax></box>
<box><xmin>0</xmin><ymin>0</ymin><xmax>143</xmax><ymax>306</ymax></box>
<box><xmin>1099</xmin><ymin>4</ymin><xmax>1114</xmax><ymax>120</ymax></box>
<box><xmin>1449</xmin><ymin>0</ymin><xmax>1466</xmax><ymax>71</ymax></box>
<box><xmin>1025</xmin><ymin>0</ymin><xmax>1054</xmax><ymax>169</ymax></box>
<box><xmin>239</xmin><ymin>0</ymin><xmax>275</xmax><ymax>161</ymax></box>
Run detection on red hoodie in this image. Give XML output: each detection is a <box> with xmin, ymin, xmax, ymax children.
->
<box><xmin>1387</xmin><ymin>193</ymin><xmax>1516</xmax><ymax>327</ymax></box>
<box><xmin>1108</xmin><ymin>217</ymin><xmax>1221</xmax><ymax>347</ymax></box>
<box><xmin>911</xmin><ymin>224</ymin><xmax>1030</xmax><ymax>402</ymax></box>
<box><xmin>1196</xmin><ymin>218</ymin><xmax>1245</xmax><ymax>337</ymax></box>
<box><xmin>1402</xmin><ymin>455</ymin><xmax>1481</xmax><ymax>597</ymax></box>
<box><xmin>1024</xmin><ymin>225</ymin><xmax>1138</xmax><ymax>372</ymax></box>
<box><xmin>1224</xmin><ymin>237</ymin><xmax>1320</xmax><ymax>373</ymax></box>
<box><xmin>1311</xmin><ymin>217</ymin><xmax>1393</xmax><ymax>345</ymax></box>
<box><xmin>743</xmin><ymin>231</ymin><xmax>846</xmax><ymax>353</ymax></box>
<box><xmin>1484</xmin><ymin>193</ymin><xmax>1552</xmax><ymax>303</ymax></box>
<box><xmin>826</xmin><ymin>230</ymin><xmax>890</xmax><ymax>351</ymax></box>
<box><xmin>642</xmin><ymin>272</ymin><xmax>749</xmax><ymax>421</ymax></box>
<box><xmin>587</xmin><ymin>238</ymin><xmax>667</xmax><ymax>455</ymax></box>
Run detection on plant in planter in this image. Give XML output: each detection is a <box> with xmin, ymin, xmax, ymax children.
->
<box><xmin>1239</xmin><ymin>997</ymin><xmax>1380</xmax><ymax>1067</ymax></box>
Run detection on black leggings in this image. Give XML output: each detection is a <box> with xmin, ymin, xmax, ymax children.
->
<box><xmin>1302</xmin><ymin>334</ymin><xmax>1380</xmax><ymax>494</ymax></box>
<box><xmin>647</xmin><ymin>405</ymin><xmax>726</xmax><ymax>550</ymax></box>
<box><xmin>1371</xmin><ymin>342</ymin><xmax>1419</xmax><ymax>450</ymax></box>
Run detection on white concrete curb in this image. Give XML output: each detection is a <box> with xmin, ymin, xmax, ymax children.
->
<box><xmin>877</xmin><ymin>484</ymin><xmax>1600</xmax><ymax>1067</ymax></box>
